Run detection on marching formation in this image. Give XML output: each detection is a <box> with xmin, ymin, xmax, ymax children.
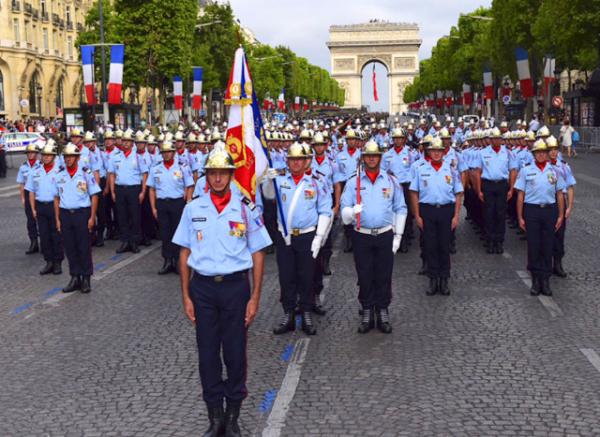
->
<box><xmin>14</xmin><ymin>113</ymin><xmax>577</xmax><ymax>436</ymax></box>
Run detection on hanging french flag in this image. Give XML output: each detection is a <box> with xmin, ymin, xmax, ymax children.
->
<box><xmin>515</xmin><ymin>47</ymin><xmax>534</xmax><ymax>98</ymax></box>
<box><xmin>483</xmin><ymin>69</ymin><xmax>493</xmax><ymax>100</ymax></box>
<box><xmin>107</xmin><ymin>44</ymin><xmax>124</xmax><ymax>105</ymax></box>
<box><xmin>173</xmin><ymin>76</ymin><xmax>183</xmax><ymax>110</ymax></box>
<box><xmin>462</xmin><ymin>83</ymin><xmax>472</xmax><ymax>106</ymax></box>
<box><xmin>436</xmin><ymin>90</ymin><xmax>443</xmax><ymax>108</ymax></box>
<box><xmin>303</xmin><ymin>98</ymin><xmax>308</xmax><ymax>112</ymax></box>
<box><xmin>294</xmin><ymin>96</ymin><xmax>300</xmax><ymax>112</ymax></box>
<box><xmin>263</xmin><ymin>96</ymin><xmax>270</xmax><ymax>110</ymax></box>
<box><xmin>543</xmin><ymin>55</ymin><xmax>556</xmax><ymax>96</ymax></box>
<box><xmin>445</xmin><ymin>90</ymin><xmax>453</xmax><ymax>107</ymax></box>
<box><xmin>277</xmin><ymin>89</ymin><xmax>285</xmax><ymax>111</ymax></box>
<box><xmin>81</xmin><ymin>45</ymin><xmax>96</xmax><ymax>105</ymax></box>
<box><xmin>372</xmin><ymin>64</ymin><xmax>379</xmax><ymax>102</ymax></box>
<box><xmin>192</xmin><ymin>67</ymin><xmax>203</xmax><ymax>110</ymax></box>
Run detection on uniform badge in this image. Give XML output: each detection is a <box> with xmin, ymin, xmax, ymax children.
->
<box><xmin>402</xmin><ymin>157</ymin><xmax>409</xmax><ymax>167</ymax></box>
<box><xmin>173</xmin><ymin>170</ymin><xmax>182</xmax><ymax>179</ymax></box>
<box><xmin>304</xmin><ymin>189</ymin><xmax>315</xmax><ymax>200</ymax></box>
<box><xmin>445</xmin><ymin>175</ymin><xmax>452</xmax><ymax>185</ymax></box>
<box><xmin>196</xmin><ymin>231</ymin><xmax>203</xmax><ymax>241</ymax></box>
<box><xmin>382</xmin><ymin>188</ymin><xmax>391</xmax><ymax>199</ymax></box>
<box><xmin>76</xmin><ymin>180</ymin><xmax>87</xmax><ymax>193</ymax></box>
<box><xmin>229</xmin><ymin>221</ymin><xmax>246</xmax><ymax>238</ymax></box>
<box><xmin>547</xmin><ymin>172</ymin><xmax>557</xmax><ymax>185</ymax></box>
<box><xmin>282</xmin><ymin>194</ymin><xmax>286</xmax><ymax>202</ymax></box>
<box><xmin>423</xmin><ymin>180</ymin><xmax>428</xmax><ymax>188</ymax></box>
<box><xmin>155</xmin><ymin>177</ymin><xmax>161</xmax><ymax>185</ymax></box>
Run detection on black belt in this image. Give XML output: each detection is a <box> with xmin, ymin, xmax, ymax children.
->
<box><xmin>60</xmin><ymin>207</ymin><xmax>90</xmax><ymax>214</ymax></box>
<box><xmin>36</xmin><ymin>200</ymin><xmax>54</xmax><ymax>205</ymax></box>
<box><xmin>525</xmin><ymin>203</ymin><xmax>556</xmax><ymax>209</ymax></box>
<box><xmin>157</xmin><ymin>197</ymin><xmax>184</xmax><ymax>202</ymax></box>
<box><xmin>116</xmin><ymin>184</ymin><xmax>141</xmax><ymax>188</ymax></box>
<box><xmin>420</xmin><ymin>202</ymin><xmax>453</xmax><ymax>208</ymax></box>
<box><xmin>482</xmin><ymin>179</ymin><xmax>507</xmax><ymax>184</ymax></box>
<box><xmin>194</xmin><ymin>269</ymin><xmax>248</xmax><ymax>283</ymax></box>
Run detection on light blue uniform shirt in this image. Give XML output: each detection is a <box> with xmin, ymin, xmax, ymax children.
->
<box><xmin>311</xmin><ymin>155</ymin><xmax>338</xmax><ymax>190</ymax></box>
<box><xmin>54</xmin><ymin>166</ymin><xmax>101</xmax><ymax>209</ymax></box>
<box><xmin>78</xmin><ymin>146</ymin><xmax>96</xmax><ymax>172</ymax></box>
<box><xmin>473</xmin><ymin>145</ymin><xmax>518</xmax><ymax>181</ymax></box>
<box><xmin>146</xmin><ymin>149</ymin><xmax>163</xmax><ymax>167</ymax></box>
<box><xmin>16</xmin><ymin>160</ymin><xmax>39</xmax><ymax>186</ymax></box>
<box><xmin>147</xmin><ymin>161</ymin><xmax>194</xmax><ymax>199</ymax></box>
<box><xmin>374</xmin><ymin>133</ymin><xmax>390</xmax><ymax>148</ymax></box>
<box><xmin>25</xmin><ymin>162</ymin><xmax>61</xmax><ymax>202</ymax></box>
<box><xmin>335</xmin><ymin>148</ymin><xmax>361</xmax><ymax>182</ymax></box>
<box><xmin>187</xmin><ymin>151</ymin><xmax>205</xmax><ymax>173</ymax></box>
<box><xmin>172</xmin><ymin>192</ymin><xmax>272</xmax><ymax>276</ymax></box>
<box><xmin>270</xmin><ymin>149</ymin><xmax>287</xmax><ymax>170</ymax></box>
<box><xmin>341</xmin><ymin>170</ymin><xmax>407</xmax><ymax>229</ymax></box>
<box><xmin>553</xmin><ymin>159</ymin><xmax>576</xmax><ymax>191</ymax></box>
<box><xmin>516</xmin><ymin>148</ymin><xmax>533</xmax><ymax>168</ymax></box>
<box><xmin>274</xmin><ymin>172</ymin><xmax>332</xmax><ymax>230</ymax></box>
<box><xmin>88</xmin><ymin>147</ymin><xmax>106</xmax><ymax>178</ymax></box>
<box><xmin>382</xmin><ymin>146</ymin><xmax>414</xmax><ymax>184</ymax></box>
<box><xmin>410</xmin><ymin>159</ymin><xmax>464</xmax><ymax>205</ymax></box>
<box><xmin>107</xmin><ymin>148</ymin><xmax>149</xmax><ymax>186</ymax></box>
<box><xmin>514</xmin><ymin>163</ymin><xmax>566</xmax><ymax>204</ymax></box>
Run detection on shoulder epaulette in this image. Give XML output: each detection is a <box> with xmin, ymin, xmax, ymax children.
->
<box><xmin>83</xmin><ymin>166</ymin><xmax>91</xmax><ymax>173</ymax></box>
<box><xmin>349</xmin><ymin>171</ymin><xmax>357</xmax><ymax>178</ymax></box>
<box><xmin>315</xmin><ymin>169</ymin><xmax>326</xmax><ymax>177</ymax></box>
<box><xmin>59</xmin><ymin>165</ymin><xmax>65</xmax><ymax>172</ymax></box>
<box><xmin>524</xmin><ymin>163</ymin><xmax>531</xmax><ymax>167</ymax></box>
<box><xmin>192</xmin><ymin>194</ymin><xmax>199</xmax><ymax>200</ymax></box>
<box><xmin>241</xmin><ymin>196</ymin><xmax>256</xmax><ymax>211</ymax></box>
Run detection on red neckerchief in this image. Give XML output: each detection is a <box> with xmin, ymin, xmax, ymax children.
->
<box><xmin>305</xmin><ymin>169</ymin><xmax>312</xmax><ymax>176</ymax></box>
<box><xmin>315</xmin><ymin>155</ymin><xmax>325</xmax><ymax>165</ymax></box>
<box><xmin>292</xmin><ymin>173</ymin><xmax>303</xmax><ymax>185</ymax></box>
<box><xmin>535</xmin><ymin>161</ymin><xmax>547</xmax><ymax>172</ymax></box>
<box><xmin>347</xmin><ymin>148</ymin><xmax>356</xmax><ymax>156</ymax></box>
<box><xmin>424</xmin><ymin>155</ymin><xmax>432</xmax><ymax>162</ymax></box>
<box><xmin>189</xmin><ymin>149</ymin><xmax>197</xmax><ymax>154</ymax></box>
<box><xmin>28</xmin><ymin>159</ymin><xmax>37</xmax><ymax>167</ymax></box>
<box><xmin>123</xmin><ymin>149</ymin><xmax>132</xmax><ymax>158</ymax></box>
<box><xmin>67</xmin><ymin>164</ymin><xmax>78</xmax><ymax>177</ymax></box>
<box><xmin>366</xmin><ymin>169</ymin><xmax>379</xmax><ymax>184</ymax></box>
<box><xmin>430</xmin><ymin>160</ymin><xmax>443</xmax><ymax>171</ymax></box>
<box><xmin>43</xmin><ymin>163</ymin><xmax>54</xmax><ymax>173</ymax></box>
<box><xmin>551</xmin><ymin>159</ymin><xmax>557</xmax><ymax>165</ymax></box>
<box><xmin>137</xmin><ymin>149</ymin><xmax>145</xmax><ymax>155</ymax></box>
<box><xmin>492</xmin><ymin>145</ymin><xmax>501</xmax><ymax>153</ymax></box>
<box><xmin>106</xmin><ymin>146</ymin><xmax>114</xmax><ymax>153</ymax></box>
<box><xmin>210</xmin><ymin>190</ymin><xmax>231</xmax><ymax>214</ymax></box>
<box><xmin>163</xmin><ymin>159</ymin><xmax>174</xmax><ymax>170</ymax></box>
<box><xmin>394</xmin><ymin>146</ymin><xmax>403</xmax><ymax>153</ymax></box>
<box><xmin>177</xmin><ymin>149</ymin><xmax>185</xmax><ymax>155</ymax></box>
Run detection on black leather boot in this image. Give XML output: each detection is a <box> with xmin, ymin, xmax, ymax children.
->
<box><xmin>418</xmin><ymin>259</ymin><xmax>428</xmax><ymax>275</ymax></box>
<box><xmin>495</xmin><ymin>242</ymin><xmax>504</xmax><ymax>254</ymax></box>
<box><xmin>439</xmin><ymin>278</ymin><xmax>450</xmax><ymax>296</ymax></box>
<box><xmin>311</xmin><ymin>302</ymin><xmax>327</xmax><ymax>316</ymax></box>
<box><xmin>322</xmin><ymin>254</ymin><xmax>332</xmax><ymax>276</ymax></box>
<box><xmin>224</xmin><ymin>403</ymin><xmax>241</xmax><ymax>437</ymax></box>
<box><xmin>301</xmin><ymin>312</ymin><xmax>317</xmax><ymax>335</ymax></box>
<box><xmin>530</xmin><ymin>275</ymin><xmax>540</xmax><ymax>296</ymax></box>
<box><xmin>399</xmin><ymin>236</ymin><xmax>409</xmax><ymax>253</ymax></box>
<box><xmin>553</xmin><ymin>258</ymin><xmax>567</xmax><ymax>278</ymax></box>
<box><xmin>376</xmin><ymin>308</ymin><xmax>393</xmax><ymax>334</ymax></box>
<box><xmin>449</xmin><ymin>239</ymin><xmax>457</xmax><ymax>254</ymax></box>
<box><xmin>486</xmin><ymin>241</ymin><xmax>495</xmax><ymax>254</ymax></box>
<box><xmin>343</xmin><ymin>234</ymin><xmax>353</xmax><ymax>253</ymax></box>
<box><xmin>426</xmin><ymin>278</ymin><xmax>438</xmax><ymax>296</ymax></box>
<box><xmin>94</xmin><ymin>231</ymin><xmax>105</xmax><ymax>247</ymax></box>
<box><xmin>130</xmin><ymin>242</ymin><xmax>140</xmax><ymax>253</ymax></box>
<box><xmin>39</xmin><ymin>261</ymin><xmax>54</xmax><ymax>275</ymax></box>
<box><xmin>26</xmin><ymin>238</ymin><xmax>39</xmax><ymax>255</ymax></box>
<box><xmin>541</xmin><ymin>277</ymin><xmax>553</xmax><ymax>296</ymax></box>
<box><xmin>273</xmin><ymin>312</ymin><xmax>295</xmax><ymax>335</ymax></box>
<box><xmin>171</xmin><ymin>257</ymin><xmax>179</xmax><ymax>275</ymax></box>
<box><xmin>116</xmin><ymin>242</ymin><xmax>130</xmax><ymax>254</ymax></box>
<box><xmin>80</xmin><ymin>276</ymin><xmax>92</xmax><ymax>294</ymax></box>
<box><xmin>52</xmin><ymin>261</ymin><xmax>62</xmax><ymax>275</ymax></box>
<box><xmin>357</xmin><ymin>306</ymin><xmax>374</xmax><ymax>333</ymax></box>
<box><xmin>158</xmin><ymin>258</ymin><xmax>172</xmax><ymax>275</ymax></box>
<box><xmin>203</xmin><ymin>406</ymin><xmax>225</xmax><ymax>437</ymax></box>
<box><xmin>62</xmin><ymin>276</ymin><xmax>81</xmax><ymax>293</ymax></box>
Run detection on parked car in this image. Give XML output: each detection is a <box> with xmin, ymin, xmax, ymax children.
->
<box><xmin>0</xmin><ymin>132</ymin><xmax>45</xmax><ymax>153</ymax></box>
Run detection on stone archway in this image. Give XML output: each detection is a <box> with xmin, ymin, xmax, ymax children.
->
<box><xmin>327</xmin><ymin>21</ymin><xmax>421</xmax><ymax>114</ymax></box>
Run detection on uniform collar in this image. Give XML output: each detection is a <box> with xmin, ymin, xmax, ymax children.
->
<box><xmin>360</xmin><ymin>168</ymin><xmax>384</xmax><ymax>180</ymax></box>
<box><xmin>196</xmin><ymin>189</ymin><xmax>240</xmax><ymax>212</ymax></box>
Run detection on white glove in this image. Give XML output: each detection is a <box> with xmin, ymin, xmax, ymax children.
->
<box><xmin>392</xmin><ymin>235</ymin><xmax>402</xmax><ymax>254</ymax></box>
<box><xmin>267</xmin><ymin>168</ymin><xmax>278</xmax><ymax>180</ymax></box>
<box><xmin>311</xmin><ymin>235</ymin><xmax>323</xmax><ymax>258</ymax></box>
<box><xmin>312</xmin><ymin>215</ymin><xmax>332</xmax><ymax>257</ymax></box>
<box><xmin>341</xmin><ymin>207</ymin><xmax>354</xmax><ymax>225</ymax></box>
<box><xmin>352</xmin><ymin>203</ymin><xmax>363</xmax><ymax>217</ymax></box>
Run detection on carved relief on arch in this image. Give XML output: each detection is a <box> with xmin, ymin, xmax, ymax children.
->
<box><xmin>338</xmin><ymin>80</ymin><xmax>351</xmax><ymax>101</ymax></box>
<box><xmin>358</xmin><ymin>54</ymin><xmax>391</xmax><ymax>72</ymax></box>
<box><xmin>333</xmin><ymin>58</ymin><xmax>355</xmax><ymax>72</ymax></box>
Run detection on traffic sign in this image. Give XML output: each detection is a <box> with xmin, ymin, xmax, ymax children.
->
<box><xmin>502</xmin><ymin>95</ymin><xmax>511</xmax><ymax>105</ymax></box>
<box><xmin>552</xmin><ymin>96</ymin><xmax>563</xmax><ymax>108</ymax></box>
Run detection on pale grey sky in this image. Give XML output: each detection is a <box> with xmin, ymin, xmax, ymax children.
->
<box><xmin>225</xmin><ymin>0</ymin><xmax>492</xmax><ymax>111</ymax></box>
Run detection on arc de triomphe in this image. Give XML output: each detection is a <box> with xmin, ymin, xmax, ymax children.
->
<box><xmin>327</xmin><ymin>21</ymin><xmax>421</xmax><ymax>114</ymax></box>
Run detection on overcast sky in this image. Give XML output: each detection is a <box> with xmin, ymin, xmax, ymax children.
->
<box><xmin>225</xmin><ymin>0</ymin><xmax>492</xmax><ymax>111</ymax></box>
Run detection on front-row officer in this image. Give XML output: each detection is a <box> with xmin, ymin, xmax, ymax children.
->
<box><xmin>410</xmin><ymin>137</ymin><xmax>464</xmax><ymax>296</ymax></box>
<box><xmin>54</xmin><ymin>144</ymin><xmax>101</xmax><ymax>294</ymax></box>
<box><xmin>515</xmin><ymin>139</ymin><xmax>565</xmax><ymax>296</ymax></box>
<box><xmin>26</xmin><ymin>141</ymin><xmax>64</xmax><ymax>275</ymax></box>
<box><xmin>147</xmin><ymin>141</ymin><xmax>194</xmax><ymax>275</ymax></box>
<box><xmin>341</xmin><ymin>140</ymin><xmax>407</xmax><ymax>334</ymax></box>
<box><xmin>172</xmin><ymin>146</ymin><xmax>271</xmax><ymax>437</ymax></box>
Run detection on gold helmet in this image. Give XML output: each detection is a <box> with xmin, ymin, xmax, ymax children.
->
<box><xmin>160</xmin><ymin>141</ymin><xmax>176</xmax><ymax>153</ymax></box>
<box><xmin>187</xmin><ymin>133</ymin><xmax>197</xmax><ymax>143</ymax></box>
<box><xmin>204</xmin><ymin>142</ymin><xmax>236</xmax><ymax>169</ymax></box>
<box><xmin>426</xmin><ymin>137</ymin><xmax>445</xmax><ymax>150</ymax></box>
<box><xmin>545</xmin><ymin>135</ymin><xmax>559</xmax><ymax>148</ymax></box>
<box><xmin>531</xmin><ymin>139</ymin><xmax>548</xmax><ymax>152</ymax></box>
<box><xmin>345</xmin><ymin>128</ymin><xmax>356</xmax><ymax>139</ymax></box>
<box><xmin>439</xmin><ymin>127</ymin><xmax>451</xmax><ymax>139</ymax></box>
<box><xmin>122</xmin><ymin>129</ymin><xmax>134</xmax><ymax>140</ymax></box>
<box><xmin>84</xmin><ymin>131</ymin><xmax>96</xmax><ymax>142</ymax></box>
<box><xmin>299</xmin><ymin>129</ymin><xmax>312</xmax><ymax>141</ymax></box>
<box><xmin>536</xmin><ymin>126</ymin><xmax>550</xmax><ymax>138</ymax></box>
<box><xmin>490</xmin><ymin>127</ymin><xmax>502</xmax><ymax>138</ymax></box>
<box><xmin>104</xmin><ymin>130</ymin><xmax>114</xmax><ymax>139</ymax></box>
<box><xmin>62</xmin><ymin>143</ymin><xmax>81</xmax><ymax>156</ymax></box>
<box><xmin>287</xmin><ymin>141</ymin><xmax>309</xmax><ymax>158</ymax></box>
<box><xmin>312</xmin><ymin>132</ymin><xmax>327</xmax><ymax>145</ymax></box>
<box><xmin>25</xmin><ymin>143</ymin><xmax>39</xmax><ymax>153</ymax></box>
<box><xmin>363</xmin><ymin>140</ymin><xmax>382</xmax><ymax>155</ymax></box>
<box><xmin>115</xmin><ymin>129</ymin><xmax>124</xmax><ymax>139</ymax></box>
<box><xmin>525</xmin><ymin>130</ymin><xmax>536</xmax><ymax>141</ymax></box>
<box><xmin>421</xmin><ymin>134</ymin><xmax>434</xmax><ymax>146</ymax></box>
<box><xmin>210</xmin><ymin>128</ymin><xmax>221</xmax><ymax>142</ymax></box>
<box><xmin>147</xmin><ymin>135</ymin><xmax>157</xmax><ymax>145</ymax></box>
<box><xmin>40</xmin><ymin>139</ymin><xmax>57</xmax><ymax>155</ymax></box>
<box><xmin>302</xmin><ymin>143</ymin><xmax>312</xmax><ymax>157</ymax></box>
<box><xmin>391</xmin><ymin>128</ymin><xmax>406</xmax><ymax>138</ymax></box>
<box><xmin>174</xmin><ymin>131</ymin><xmax>184</xmax><ymax>141</ymax></box>
<box><xmin>135</xmin><ymin>131</ymin><xmax>146</xmax><ymax>142</ymax></box>
<box><xmin>70</xmin><ymin>128</ymin><xmax>83</xmax><ymax>138</ymax></box>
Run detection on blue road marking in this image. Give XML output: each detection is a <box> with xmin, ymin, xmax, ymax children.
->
<box><xmin>280</xmin><ymin>344</ymin><xmax>294</xmax><ymax>362</ymax></box>
<box><xmin>11</xmin><ymin>302</ymin><xmax>34</xmax><ymax>315</ymax></box>
<box><xmin>258</xmin><ymin>389</ymin><xmax>278</xmax><ymax>413</ymax></box>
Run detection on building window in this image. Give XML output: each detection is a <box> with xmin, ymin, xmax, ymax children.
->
<box><xmin>52</xmin><ymin>30</ymin><xmax>56</xmax><ymax>49</ymax></box>
<box><xmin>67</xmin><ymin>35</ymin><xmax>72</xmax><ymax>59</ymax></box>
<box><xmin>42</xmin><ymin>28</ymin><xmax>48</xmax><ymax>50</ymax></box>
<box><xmin>13</xmin><ymin>18</ymin><xmax>20</xmax><ymax>42</ymax></box>
<box><xmin>41</xmin><ymin>0</ymin><xmax>46</xmax><ymax>15</ymax></box>
<box><xmin>56</xmin><ymin>78</ymin><xmax>64</xmax><ymax>110</ymax></box>
<box><xmin>24</xmin><ymin>20</ymin><xmax>29</xmax><ymax>43</ymax></box>
<box><xmin>0</xmin><ymin>71</ymin><xmax>5</xmax><ymax>112</ymax></box>
<box><xmin>66</xmin><ymin>5</ymin><xmax>71</xmax><ymax>23</ymax></box>
<box><xmin>29</xmin><ymin>71</ymin><xmax>41</xmax><ymax>114</ymax></box>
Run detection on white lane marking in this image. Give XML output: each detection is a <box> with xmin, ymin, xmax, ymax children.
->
<box><xmin>516</xmin><ymin>270</ymin><xmax>563</xmax><ymax>317</ymax></box>
<box><xmin>0</xmin><ymin>190</ymin><xmax>19</xmax><ymax>198</ymax></box>
<box><xmin>0</xmin><ymin>184</ymin><xmax>19</xmax><ymax>192</ymax></box>
<box><xmin>502</xmin><ymin>251</ymin><xmax>512</xmax><ymax>259</ymax></box>
<box><xmin>262</xmin><ymin>338</ymin><xmax>310</xmax><ymax>437</ymax></box>
<box><xmin>93</xmin><ymin>245</ymin><xmax>159</xmax><ymax>280</ymax></box>
<box><xmin>580</xmin><ymin>349</ymin><xmax>600</xmax><ymax>373</ymax></box>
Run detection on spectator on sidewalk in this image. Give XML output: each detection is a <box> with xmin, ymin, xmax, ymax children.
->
<box><xmin>559</xmin><ymin>118</ymin><xmax>576</xmax><ymax>158</ymax></box>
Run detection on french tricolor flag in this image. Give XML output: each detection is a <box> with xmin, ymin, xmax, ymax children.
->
<box><xmin>107</xmin><ymin>44</ymin><xmax>124</xmax><ymax>105</ymax></box>
<box><xmin>294</xmin><ymin>96</ymin><xmax>300</xmax><ymax>112</ymax></box>
<box><xmin>543</xmin><ymin>55</ymin><xmax>556</xmax><ymax>96</ymax></box>
<box><xmin>515</xmin><ymin>47</ymin><xmax>534</xmax><ymax>98</ymax></box>
<box><xmin>462</xmin><ymin>83</ymin><xmax>472</xmax><ymax>106</ymax></box>
<box><xmin>81</xmin><ymin>45</ymin><xmax>96</xmax><ymax>105</ymax></box>
<box><xmin>483</xmin><ymin>69</ymin><xmax>493</xmax><ymax>100</ymax></box>
<box><xmin>277</xmin><ymin>89</ymin><xmax>285</xmax><ymax>111</ymax></box>
<box><xmin>173</xmin><ymin>76</ymin><xmax>183</xmax><ymax>110</ymax></box>
<box><xmin>303</xmin><ymin>98</ymin><xmax>308</xmax><ymax>112</ymax></box>
<box><xmin>192</xmin><ymin>67</ymin><xmax>203</xmax><ymax>110</ymax></box>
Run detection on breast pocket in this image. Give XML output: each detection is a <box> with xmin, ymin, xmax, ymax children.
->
<box><xmin>191</xmin><ymin>220</ymin><xmax>209</xmax><ymax>245</ymax></box>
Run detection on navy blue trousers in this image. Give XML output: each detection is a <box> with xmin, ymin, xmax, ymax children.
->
<box><xmin>524</xmin><ymin>203</ymin><xmax>558</xmax><ymax>279</ymax></box>
<box><xmin>60</xmin><ymin>207</ymin><xmax>93</xmax><ymax>276</ymax></box>
<box><xmin>189</xmin><ymin>272</ymin><xmax>250</xmax><ymax>408</ymax></box>
<box><xmin>36</xmin><ymin>201</ymin><xmax>63</xmax><ymax>262</ymax></box>
<box><xmin>421</xmin><ymin>203</ymin><xmax>453</xmax><ymax>279</ymax></box>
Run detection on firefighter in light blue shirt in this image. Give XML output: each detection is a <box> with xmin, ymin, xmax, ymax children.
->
<box><xmin>26</xmin><ymin>140</ymin><xmax>63</xmax><ymax>275</ymax></box>
<box><xmin>515</xmin><ymin>139</ymin><xmax>565</xmax><ymax>297</ymax></box>
<box><xmin>263</xmin><ymin>142</ymin><xmax>332</xmax><ymax>336</ymax></box>
<box><xmin>17</xmin><ymin>143</ymin><xmax>41</xmax><ymax>254</ymax></box>
<box><xmin>336</xmin><ymin>128</ymin><xmax>362</xmax><ymax>253</ymax></box>
<box><xmin>341</xmin><ymin>140</ymin><xmax>407</xmax><ymax>334</ymax></box>
<box><xmin>82</xmin><ymin>131</ymin><xmax>107</xmax><ymax>247</ymax></box>
<box><xmin>410</xmin><ymin>137</ymin><xmax>464</xmax><ymax>296</ymax></box>
<box><xmin>172</xmin><ymin>145</ymin><xmax>270</xmax><ymax>437</ymax></box>
<box><xmin>148</xmin><ymin>141</ymin><xmax>194</xmax><ymax>275</ymax></box>
<box><xmin>54</xmin><ymin>143</ymin><xmax>100</xmax><ymax>294</ymax></box>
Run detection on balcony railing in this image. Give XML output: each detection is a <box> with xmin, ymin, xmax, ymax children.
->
<box><xmin>66</xmin><ymin>21</ymin><xmax>73</xmax><ymax>31</ymax></box>
<box><xmin>32</xmin><ymin>8</ymin><xmax>39</xmax><ymax>20</ymax></box>
<box><xmin>59</xmin><ymin>19</ymin><xmax>65</xmax><ymax>30</ymax></box>
<box><xmin>41</xmin><ymin>11</ymin><xmax>48</xmax><ymax>22</ymax></box>
<box><xmin>24</xmin><ymin>2</ymin><xmax>32</xmax><ymax>15</ymax></box>
<box><xmin>52</xmin><ymin>13</ymin><xmax>60</xmax><ymax>25</ymax></box>
<box><xmin>11</xmin><ymin>1</ymin><xmax>21</xmax><ymax>12</ymax></box>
